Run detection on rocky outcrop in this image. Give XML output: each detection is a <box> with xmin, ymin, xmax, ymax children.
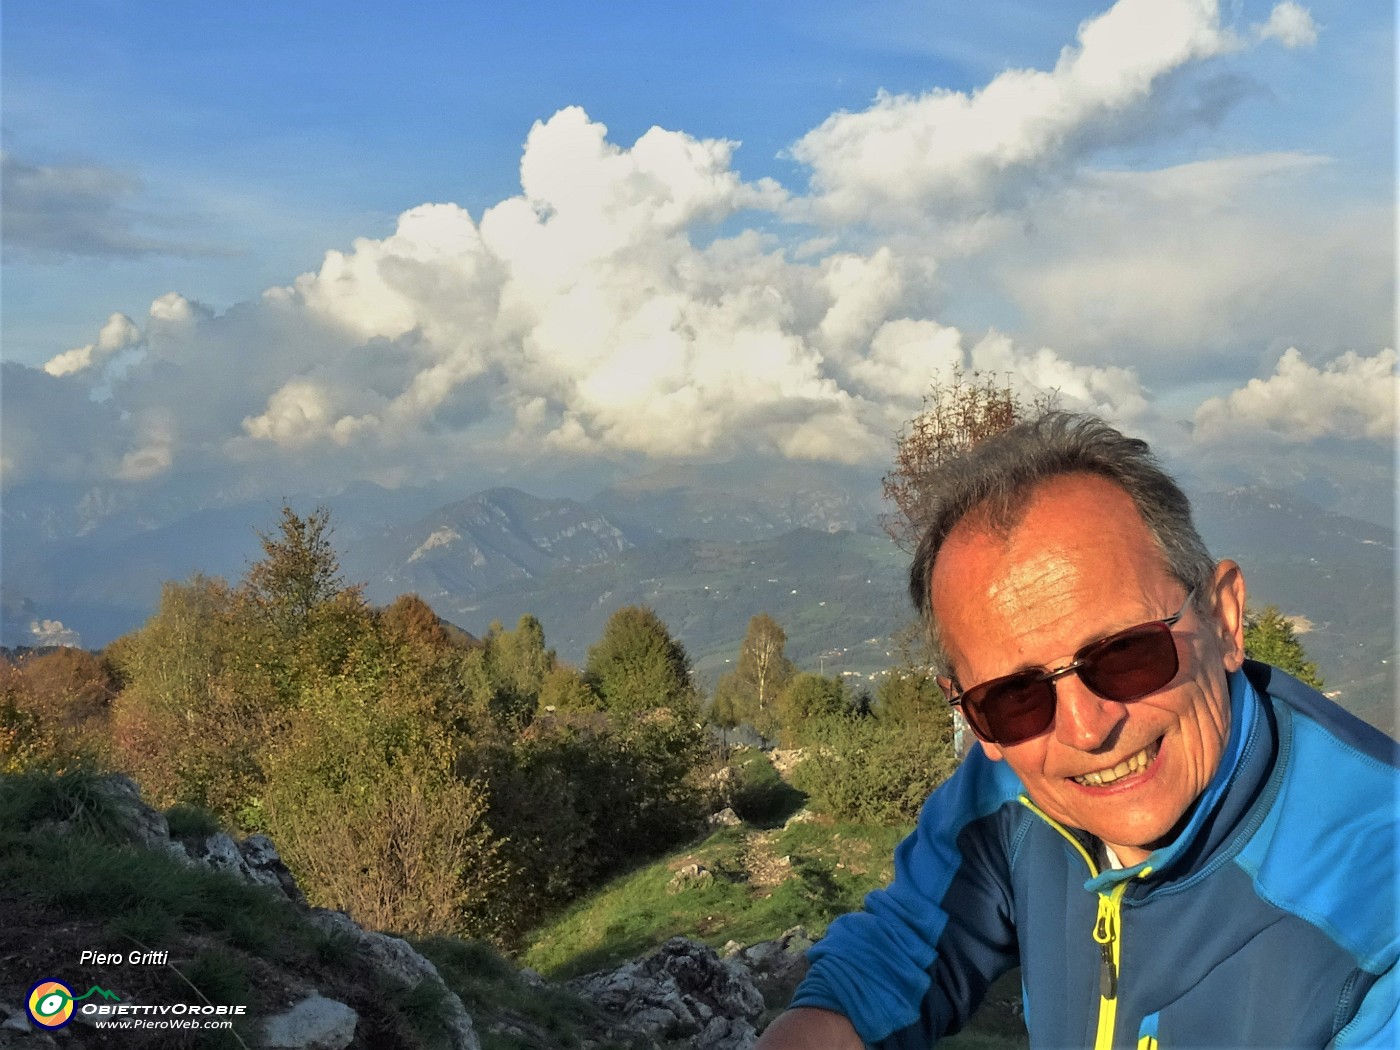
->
<box><xmin>573</xmin><ymin>936</ymin><xmax>773</xmax><ymax>1050</ymax></box>
<box><xmin>0</xmin><ymin>775</ymin><xmax>480</xmax><ymax>1050</ymax></box>
<box><xmin>725</xmin><ymin>926</ymin><xmax>813</xmax><ymax>1007</ymax></box>
<box><xmin>1</xmin><ymin>773</ymin><xmax>816</xmax><ymax>1050</ymax></box>
<box><xmin>309</xmin><ymin>911</ymin><xmax>480</xmax><ymax>1050</ymax></box>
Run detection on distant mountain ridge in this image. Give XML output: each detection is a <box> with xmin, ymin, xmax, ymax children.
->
<box><xmin>2</xmin><ymin>468</ymin><xmax>1393</xmax><ymax>730</ymax></box>
<box><xmin>344</xmin><ymin>487</ymin><xmax>635</xmax><ymax>607</ymax></box>
<box><xmin>592</xmin><ymin>460</ymin><xmax>884</xmax><ymax>541</ymax></box>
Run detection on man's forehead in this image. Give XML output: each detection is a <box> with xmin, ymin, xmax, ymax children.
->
<box><xmin>930</xmin><ymin>474</ymin><xmax>1165</xmax><ymax>604</ymax></box>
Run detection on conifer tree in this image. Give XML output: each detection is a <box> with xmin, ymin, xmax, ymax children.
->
<box><xmin>1245</xmin><ymin>605</ymin><xmax>1324</xmax><ymax>689</ymax></box>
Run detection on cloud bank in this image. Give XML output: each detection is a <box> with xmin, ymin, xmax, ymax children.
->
<box><xmin>4</xmin><ymin>0</ymin><xmax>1390</xmax><ymax>516</ymax></box>
<box><xmin>1</xmin><ymin>153</ymin><xmax>202</xmax><ymax>261</ymax></box>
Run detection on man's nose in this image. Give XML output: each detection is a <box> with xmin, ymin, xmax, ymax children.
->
<box><xmin>1053</xmin><ymin>674</ymin><xmax>1128</xmax><ymax>751</ymax></box>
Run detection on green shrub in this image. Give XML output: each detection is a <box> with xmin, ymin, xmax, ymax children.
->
<box><xmin>466</xmin><ymin>707</ymin><xmax>707</xmax><ymax>943</ymax></box>
<box><xmin>776</xmin><ymin>673</ymin><xmax>851</xmax><ymax>746</ymax></box>
<box><xmin>791</xmin><ymin>714</ymin><xmax>956</xmax><ymax>825</ymax></box>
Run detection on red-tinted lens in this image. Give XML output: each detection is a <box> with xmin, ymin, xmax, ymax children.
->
<box><xmin>1076</xmin><ymin>622</ymin><xmax>1179</xmax><ymax>701</ymax></box>
<box><xmin>961</xmin><ymin>673</ymin><xmax>1057</xmax><ymax>745</ymax></box>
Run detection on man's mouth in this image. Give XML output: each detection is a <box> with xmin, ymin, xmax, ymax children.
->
<box><xmin>1072</xmin><ymin>740</ymin><xmax>1160</xmax><ymax>787</ymax></box>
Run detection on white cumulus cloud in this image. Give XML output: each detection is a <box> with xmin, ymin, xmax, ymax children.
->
<box><xmin>30</xmin><ymin>619</ymin><xmax>82</xmax><ymax>647</ymax></box>
<box><xmin>1193</xmin><ymin>348</ymin><xmax>1397</xmax><ymax>442</ymax></box>
<box><xmin>4</xmin><ymin>0</ymin><xmax>1385</xmax><ymax>513</ymax></box>
<box><xmin>791</xmin><ymin>0</ymin><xmax>1239</xmax><ymax>225</ymax></box>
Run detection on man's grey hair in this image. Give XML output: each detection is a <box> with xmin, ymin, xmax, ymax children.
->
<box><xmin>908</xmin><ymin>411</ymin><xmax>1216</xmax><ymax>677</ymax></box>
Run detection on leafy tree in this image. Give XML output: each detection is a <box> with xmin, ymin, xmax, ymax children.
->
<box><xmin>537</xmin><ymin>665</ymin><xmax>601</xmax><ymax>713</ymax></box>
<box><xmin>1245</xmin><ymin>605</ymin><xmax>1324</xmax><ymax>689</ymax></box>
<box><xmin>262</xmin><ymin>667</ymin><xmax>510</xmax><ymax>939</ymax></box>
<box><xmin>882</xmin><ymin>370</ymin><xmax>1051</xmax><ymax>550</ymax></box>
<box><xmin>460</xmin><ymin>705</ymin><xmax>705</xmax><ymax>942</ymax></box>
<box><xmin>715</xmin><ymin>613</ymin><xmax>796</xmax><ymax>730</ymax></box>
<box><xmin>107</xmin><ymin>575</ymin><xmax>229</xmax><ymax>714</ymax></box>
<box><xmin>709</xmin><ymin>672</ymin><xmax>748</xmax><ymax>729</ymax></box>
<box><xmin>487</xmin><ymin>614</ymin><xmax>555</xmax><ymax>726</ymax></box>
<box><xmin>584</xmin><ymin>606</ymin><xmax>695</xmax><ymax>715</ymax></box>
<box><xmin>738</xmin><ymin>613</ymin><xmax>794</xmax><ymax>709</ymax></box>
<box><xmin>107</xmin><ymin>575</ymin><xmax>269</xmax><ymax>816</ymax></box>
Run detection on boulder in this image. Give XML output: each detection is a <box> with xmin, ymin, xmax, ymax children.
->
<box><xmin>182</xmin><ymin>832</ymin><xmax>307</xmax><ymax>906</ymax></box>
<box><xmin>782</xmin><ymin>807</ymin><xmax>817</xmax><ymax>828</ymax></box>
<box><xmin>239</xmin><ymin>834</ymin><xmax>309</xmax><ymax>906</ymax></box>
<box><xmin>732</xmin><ymin>927</ymin><xmax>812</xmax><ymax>1005</ymax></box>
<box><xmin>708</xmin><ymin>807</ymin><xmax>743</xmax><ymax>828</ymax></box>
<box><xmin>698</xmin><ymin>1015</ymin><xmax>760</xmax><ymax>1050</ymax></box>
<box><xmin>257</xmin><ymin>994</ymin><xmax>357</xmax><ymax>1050</ymax></box>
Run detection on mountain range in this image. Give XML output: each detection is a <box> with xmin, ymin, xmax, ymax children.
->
<box><xmin>2</xmin><ymin>464</ymin><xmax>1393</xmax><ymax>730</ymax></box>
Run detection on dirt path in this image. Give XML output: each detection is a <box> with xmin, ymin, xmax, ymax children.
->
<box><xmin>741</xmin><ymin>829</ymin><xmax>793</xmax><ymax>889</ymax></box>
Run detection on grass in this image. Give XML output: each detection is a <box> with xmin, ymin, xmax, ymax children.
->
<box><xmin>518</xmin><ymin>817</ymin><xmax>908</xmax><ymax>978</ymax></box>
<box><xmin>166</xmin><ymin>802</ymin><xmax>224</xmax><ymax>840</ymax></box>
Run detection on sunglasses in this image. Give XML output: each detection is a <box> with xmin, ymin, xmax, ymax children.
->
<box><xmin>942</xmin><ymin>587</ymin><xmax>1198</xmax><ymax>746</ymax></box>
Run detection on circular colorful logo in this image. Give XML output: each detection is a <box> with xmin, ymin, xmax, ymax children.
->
<box><xmin>26</xmin><ymin>980</ymin><xmax>75</xmax><ymax>1028</ymax></box>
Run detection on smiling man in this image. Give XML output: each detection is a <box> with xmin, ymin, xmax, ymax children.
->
<box><xmin>756</xmin><ymin>412</ymin><xmax>1398</xmax><ymax>1050</ymax></box>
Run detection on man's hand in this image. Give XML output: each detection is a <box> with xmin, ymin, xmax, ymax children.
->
<box><xmin>754</xmin><ymin>1007</ymin><xmax>864</xmax><ymax>1049</ymax></box>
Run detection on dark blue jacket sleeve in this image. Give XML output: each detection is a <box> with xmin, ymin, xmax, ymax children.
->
<box><xmin>791</xmin><ymin>754</ymin><xmax>1025</xmax><ymax>1046</ymax></box>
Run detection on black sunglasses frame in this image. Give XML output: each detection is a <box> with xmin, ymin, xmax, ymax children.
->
<box><xmin>945</xmin><ymin>586</ymin><xmax>1199</xmax><ymax>747</ymax></box>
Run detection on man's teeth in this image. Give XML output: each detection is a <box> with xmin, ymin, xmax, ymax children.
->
<box><xmin>1074</xmin><ymin>744</ymin><xmax>1156</xmax><ymax>787</ymax></box>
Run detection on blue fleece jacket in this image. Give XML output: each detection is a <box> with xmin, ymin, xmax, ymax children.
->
<box><xmin>791</xmin><ymin>662</ymin><xmax>1400</xmax><ymax>1049</ymax></box>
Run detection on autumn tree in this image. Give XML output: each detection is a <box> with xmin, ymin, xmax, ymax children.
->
<box><xmin>585</xmin><ymin>605</ymin><xmax>696</xmax><ymax>715</ymax></box>
<box><xmin>106</xmin><ymin>575</ymin><xmax>269</xmax><ymax>815</ymax></box>
<box><xmin>379</xmin><ymin>593</ymin><xmax>453</xmax><ymax>651</ymax></box>
<box><xmin>1245</xmin><ymin>605</ymin><xmax>1324</xmax><ymax>689</ymax></box>
<box><xmin>0</xmin><ymin>647</ymin><xmax>116</xmax><ymax>772</ymax></box>
<box><xmin>882</xmin><ymin>370</ymin><xmax>1051</xmax><ymax>550</ymax></box>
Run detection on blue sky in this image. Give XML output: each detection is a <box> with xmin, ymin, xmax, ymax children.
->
<box><xmin>2</xmin><ymin>0</ymin><xmax>1394</xmax><ymax>526</ymax></box>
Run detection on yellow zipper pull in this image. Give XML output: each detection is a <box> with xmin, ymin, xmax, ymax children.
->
<box><xmin>1094</xmin><ymin>894</ymin><xmax>1119</xmax><ymax>1000</ymax></box>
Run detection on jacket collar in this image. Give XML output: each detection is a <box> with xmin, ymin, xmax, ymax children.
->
<box><xmin>1081</xmin><ymin>665</ymin><xmax>1277</xmax><ymax>894</ymax></box>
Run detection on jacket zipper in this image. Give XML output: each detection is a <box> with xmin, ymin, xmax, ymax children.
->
<box><xmin>1018</xmin><ymin>797</ymin><xmax>1153</xmax><ymax>1050</ymax></box>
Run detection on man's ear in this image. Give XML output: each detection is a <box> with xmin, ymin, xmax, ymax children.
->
<box><xmin>1209</xmin><ymin>559</ymin><xmax>1247</xmax><ymax>672</ymax></box>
